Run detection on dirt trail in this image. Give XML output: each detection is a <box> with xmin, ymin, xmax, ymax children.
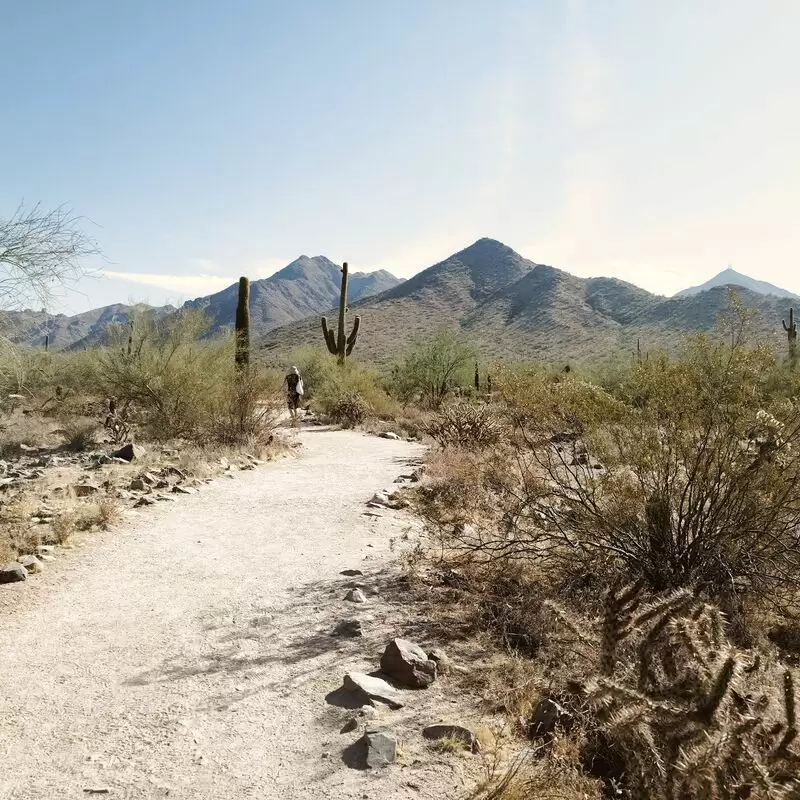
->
<box><xmin>0</xmin><ymin>429</ymin><xmax>482</xmax><ymax>800</ymax></box>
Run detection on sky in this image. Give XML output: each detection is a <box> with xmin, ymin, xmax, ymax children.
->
<box><xmin>2</xmin><ymin>0</ymin><xmax>799</xmax><ymax>314</ymax></box>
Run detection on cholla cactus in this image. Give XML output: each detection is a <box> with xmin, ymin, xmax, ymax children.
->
<box><xmin>544</xmin><ymin>585</ymin><xmax>800</xmax><ymax>799</ymax></box>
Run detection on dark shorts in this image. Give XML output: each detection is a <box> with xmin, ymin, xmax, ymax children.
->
<box><xmin>287</xmin><ymin>391</ymin><xmax>300</xmax><ymax>410</ymax></box>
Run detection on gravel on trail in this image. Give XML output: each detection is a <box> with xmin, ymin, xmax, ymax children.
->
<box><xmin>0</xmin><ymin>429</ymin><xmax>480</xmax><ymax>800</ymax></box>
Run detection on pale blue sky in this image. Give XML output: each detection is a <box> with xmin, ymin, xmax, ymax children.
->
<box><xmin>2</xmin><ymin>1</ymin><xmax>799</xmax><ymax>313</ymax></box>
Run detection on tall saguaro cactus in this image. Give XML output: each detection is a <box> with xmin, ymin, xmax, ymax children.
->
<box><xmin>235</xmin><ymin>276</ymin><xmax>251</xmax><ymax>369</ymax></box>
<box><xmin>783</xmin><ymin>307</ymin><xmax>797</xmax><ymax>363</ymax></box>
<box><xmin>321</xmin><ymin>262</ymin><xmax>360</xmax><ymax>366</ymax></box>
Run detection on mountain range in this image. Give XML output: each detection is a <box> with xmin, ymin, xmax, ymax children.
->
<box><xmin>1</xmin><ymin>240</ymin><xmax>795</xmax><ymax>365</ymax></box>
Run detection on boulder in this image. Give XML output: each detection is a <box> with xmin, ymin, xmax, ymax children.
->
<box><xmin>16</xmin><ymin>555</ymin><xmax>43</xmax><ymax>574</ymax></box>
<box><xmin>364</xmin><ymin>730</ymin><xmax>397</xmax><ymax>768</ymax></box>
<box><xmin>345</xmin><ymin>588</ymin><xmax>367</xmax><ymax>603</ymax></box>
<box><xmin>112</xmin><ymin>443</ymin><xmax>145</xmax><ymax>462</ymax></box>
<box><xmin>380</xmin><ymin>638</ymin><xmax>437</xmax><ymax>689</ymax></box>
<box><xmin>342</xmin><ymin>672</ymin><xmax>404</xmax><ymax>709</ymax></box>
<box><xmin>423</xmin><ymin>724</ymin><xmax>479</xmax><ymax>752</ymax></box>
<box><xmin>0</xmin><ymin>563</ymin><xmax>27</xmax><ymax>584</ymax></box>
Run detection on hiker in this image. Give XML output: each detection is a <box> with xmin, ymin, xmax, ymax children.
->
<box><xmin>284</xmin><ymin>366</ymin><xmax>304</xmax><ymax>421</ymax></box>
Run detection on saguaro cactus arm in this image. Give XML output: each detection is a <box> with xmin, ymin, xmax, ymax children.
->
<box><xmin>321</xmin><ymin>317</ymin><xmax>337</xmax><ymax>354</ymax></box>
<box><xmin>783</xmin><ymin>307</ymin><xmax>797</xmax><ymax>338</ymax></box>
<box><xmin>345</xmin><ymin>315</ymin><xmax>361</xmax><ymax>356</ymax></box>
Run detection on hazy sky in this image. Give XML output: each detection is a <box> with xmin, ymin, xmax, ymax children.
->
<box><xmin>2</xmin><ymin>1</ymin><xmax>799</xmax><ymax>313</ymax></box>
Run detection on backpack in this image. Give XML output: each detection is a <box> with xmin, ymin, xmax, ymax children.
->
<box><xmin>296</xmin><ymin>378</ymin><xmax>304</xmax><ymax>396</ymax></box>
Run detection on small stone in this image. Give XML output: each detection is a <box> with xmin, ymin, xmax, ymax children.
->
<box><xmin>529</xmin><ymin>697</ymin><xmax>574</xmax><ymax>739</ymax></box>
<box><xmin>16</xmin><ymin>555</ymin><xmax>43</xmax><ymax>574</ymax></box>
<box><xmin>340</xmin><ymin>569</ymin><xmax>363</xmax><ymax>577</ymax></box>
<box><xmin>172</xmin><ymin>485</ymin><xmax>197</xmax><ymax>494</ymax></box>
<box><xmin>333</xmin><ymin>619</ymin><xmax>364</xmax><ymax>637</ymax></box>
<box><xmin>112</xmin><ymin>443</ymin><xmax>145</xmax><ymax>462</ymax></box>
<box><xmin>72</xmin><ymin>483</ymin><xmax>100</xmax><ymax>497</ymax></box>
<box><xmin>345</xmin><ymin>588</ymin><xmax>367</xmax><ymax>603</ymax></box>
<box><xmin>380</xmin><ymin>638</ymin><xmax>437</xmax><ymax>689</ymax></box>
<box><xmin>359</xmin><ymin>705</ymin><xmax>377</xmax><ymax>718</ymax></box>
<box><xmin>129</xmin><ymin>478</ymin><xmax>147</xmax><ymax>491</ymax></box>
<box><xmin>379</xmin><ymin>432</ymin><xmax>400</xmax><ymax>441</ymax></box>
<box><xmin>423</xmin><ymin>724</ymin><xmax>479</xmax><ymax>752</ymax></box>
<box><xmin>340</xmin><ymin>717</ymin><xmax>359</xmax><ymax>733</ymax></box>
<box><xmin>365</xmin><ymin>730</ymin><xmax>397</xmax><ymax>768</ymax></box>
<box><xmin>428</xmin><ymin>648</ymin><xmax>453</xmax><ymax>675</ymax></box>
<box><xmin>0</xmin><ymin>563</ymin><xmax>27</xmax><ymax>584</ymax></box>
<box><xmin>39</xmin><ymin>554</ymin><xmax>56</xmax><ymax>562</ymax></box>
<box><xmin>36</xmin><ymin>545</ymin><xmax>55</xmax><ymax>555</ymax></box>
<box><xmin>134</xmin><ymin>496</ymin><xmax>156</xmax><ymax>507</ymax></box>
<box><xmin>343</xmin><ymin>672</ymin><xmax>404</xmax><ymax>709</ymax></box>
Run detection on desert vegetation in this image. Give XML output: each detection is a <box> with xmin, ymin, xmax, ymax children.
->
<box><xmin>405</xmin><ymin>307</ymin><xmax>800</xmax><ymax>798</ymax></box>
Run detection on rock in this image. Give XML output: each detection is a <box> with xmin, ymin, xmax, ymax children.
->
<box><xmin>219</xmin><ymin>457</ymin><xmax>230</xmax><ymax>470</ymax></box>
<box><xmin>379</xmin><ymin>431</ymin><xmax>400</xmax><ymax>441</ymax></box>
<box><xmin>39</xmin><ymin>554</ymin><xmax>56</xmax><ymax>562</ymax></box>
<box><xmin>345</xmin><ymin>588</ymin><xmax>367</xmax><ymax>603</ymax></box>
<box><xmin>340</xmin><ymin>569</ymin><xmax>363</xmax><ymax>577</ymax></box>
<box><xmin>360</xmin><ymin>704</ymin><xmax>377</xmax><ymax>718</ymax></box>
<box><xmin>343</xmin><ymin>672</ymin><xmax>404</xmax><ymax>709</ymax></box>
<box><xmin>529</xmin><ymin>697</ymin><xmax>574</xmax><ymax>739</ymax></box>
<box><xmin>129</xmin><ymin>477</ymin><xmax>148</xmax><ymax>491</ymax></box>
<box><xmin>333</xmin><ymin>619</ymin><xmax>364</xmax><ymax>637</ymax></box>
<box><xmin>0</xmin><ymin>563</ymin><xmax>27</xmax><ymax>584</ymax></box>
<box><xmin>428</xmin><ymin>648</ymin><xmax>453</xmax><ymax>675</ymax></box>
<box><xmin>72</xmin><ymin>483</ymin><xmax>100</xmax><ymax>497</ymax></box>
<box><xmin>134</xmin><ymin>496</ymin><xmax>156</xmax><ymax>507</ymax></box>
<box><xmin>365</xmin><ymin>730</ymin><xmax>397</xmax><ymax>768</ymax></box>
<box><xmin>340</xmin><ymin>716</ymin><xmax>359</xmax><ymax>733</ymax></box>
<box><xmin>36</xmin><ymin>545</ymin><xmax>55</xmax><ymax>555</ymax></box>
<box><xmin>112</xmin><ymin>443</ymin><xmax>145</xmax><ymax>462</ymax></box>
<box><xmin>16</xmin><ymin>555</ymin><xmax>43</xmax><ymax>574</ymax></box>
<box><xmin>380</xmin><ymin>638</ymin><xmax>437</xmax><ymax>689</ymax></box>
<box><xmin>172</xmin><ymin>485</ymin><xmax>197</xmax><ymax>495</ymax></box>
<box><xmin>423</xmin><ymin>724</ymin><xmax>479</xmax><ymax>752</ymax></box>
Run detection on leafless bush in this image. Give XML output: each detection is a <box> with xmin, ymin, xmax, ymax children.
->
<box><xmin>55</xmin><ymin>417</ymin><xmax>98</xmax><ymax>452</ymax></box>
<box><xmin>425</xmin><ymin>401</ymin><xmax>504</xmax><ymax>449</ymax></box>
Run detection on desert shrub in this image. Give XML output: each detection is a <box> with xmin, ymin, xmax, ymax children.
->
<box><xmin>95</xmin><ymin>310</ymin><xmax>279</xmax><ymax>445</ymax></box>
<box><xmin>55</xmin><ymin>417</ymin><xmax>98</xmax><ymax>452</ymax></box>
<box><xmin>425</xmin><ymin>400</ymin><xmax>504</xmax><ymax>449</ymax></box>
<box><xmin>391</xmin><ymin>328</ymin><xmax>477</xmax><ymax>408</ymax></box>
<box><xmin>490</xmin><ymin>323</ymin><xmax>800</xmax><ymax>613</ymax></box>
<box><xmin>543</xmin><ymin>583</ymin><xmax>800</xmax><ymax>799</ymax></box>
<box><xmin>326</xmin><ymin>390</ymin><xmax>371</xmax><ymax>428</ymax></box>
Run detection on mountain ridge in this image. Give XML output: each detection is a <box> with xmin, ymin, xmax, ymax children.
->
<box><xmin>677</xmin><ymin>267</ymin><xmax>796</xmax><ymax>299</ymax></box>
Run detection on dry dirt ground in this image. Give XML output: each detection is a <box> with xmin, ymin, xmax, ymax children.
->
<box><xmin>0</xmin><ymin>427</ymin><xmax>489</xmax><ymax>800</ymax></box>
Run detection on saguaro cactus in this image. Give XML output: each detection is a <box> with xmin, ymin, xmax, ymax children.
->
<box><xmin>783</xmin><ymin>307</ymin><xmax>797</xmax><ymax>363</ymax></box>
<box><xmin>474</xmin><ymin>363</ymin><xmax>480</xmax><ymax>392</ymax></box>
<box><xmin>321</xmin><ymin>262</ymin><xmax>360</xmax><ymax>366</ymax></box>
<box><xmin>235</xmin><ymin>276</ymin><xmax>250</xmax><ymax>369</ymax></box>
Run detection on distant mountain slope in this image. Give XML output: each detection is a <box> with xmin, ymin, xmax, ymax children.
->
<box><xmin>0</xmin><ymin>303</ymin><xmax>176</xmax><ymax>350</ymax></box>
<box><xmin>677</xmin><ymin>267</ymin><xmax>796</xmax><ymax>299</ymax></box>
<box><xmin>259</xmin><ymin>240</ymin><xmax>794</xmax><ymax>366</ymax></box>
<box><xmin>183</xmin><ymin>256</ymin><xmax>401</xmax><ymax>334</ymax></box>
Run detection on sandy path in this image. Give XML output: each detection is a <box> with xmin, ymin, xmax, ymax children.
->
<box><xmin>0</xmin><ymin>429</ymin><xmax>480</xmax><ymax>800</ymax></box>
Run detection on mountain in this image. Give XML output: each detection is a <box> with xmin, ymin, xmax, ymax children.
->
<box><xmin>183</xmin><ymin>256</ymin><xmax>401</xmax><ymax>334</ymax></box>
<box><xmin>0</xmin><ymin>257</ymin><xmax>401</xmax><ymax>349</ymax></box>
<box><xmin>259</xmin><ymin>239</ymin><xmax>795</xmax><ymax>365</ymax></box>
<box><xmin>0</xmin><ymin>303</ymin><xmax>176</xmax><ymax>351</ymax></box>
<box><xmin>677</xmin><ymin>268</ymin><xmax>796</xmax><ymax>299</ymax></box>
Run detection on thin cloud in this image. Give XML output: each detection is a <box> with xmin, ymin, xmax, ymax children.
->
<box><xmin>103</xmin><ymin>270</ymin><xmax>232</xmax><ymax>295</ymax></box>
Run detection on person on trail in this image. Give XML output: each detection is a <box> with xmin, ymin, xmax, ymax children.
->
<box><xmin>284</xmin><ymin>366</ymin><xmax>304</xmax><ymax>422</ymax></box>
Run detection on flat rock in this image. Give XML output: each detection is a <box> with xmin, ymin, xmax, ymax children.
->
<box><xmin>340</xmin><ymin>569</ymin><xmax>363</xmax><ymax>577</ymax></box>
<box><xmin>112</xmin><ymin>443</ymin><xmax>145</xmax><ymax>462</ymax></box>
<box><xmin>380</xmin><ymin>638</ymin><xmax>437</xmax><ymax>689</ymax></box>
<box><xmin>365</xmin><ymin>730</ymin><xmax>397</xmax><ymax>768</ymax></box>
<box><xmin>16</xmin><ymin>555</ymin><xmax>43</xmax><ymax>574</ymax></box>
<box><xmin>345</xmin><ymin>588</ymin><xmax>367</xmax><ymax>603</ymax></box>
<box><xmin>171</xmin><ymin>485</ymin><xmax>197</xmax><ymax>495</ymax></box>
<box><xmin>423</xmin><ymin>724</ymin><xmax>479</xmax><ymax>752</ymax></box>
<box><xmin>72</xmin><ymin>483</ymin><xmax>100</xmax><ymax>497</ymax></box>
<box><xmin>134</xmin><ymin>496</ymin><xmax>156</xmax><ymax>507</ymax></box>
<box><xmin>0</xmin><ymin>563</ymin><xmax>28</xmax><ymax>584</ymax></box>
<box><xmin>342</xmin><ymin>672</ymin><xmax>404</xmax><ymax>709</ymax></box>
<box><xmin>379</xmin><ymin>432</ymin><xmax>400</xmax><ymax>441</ymax></box>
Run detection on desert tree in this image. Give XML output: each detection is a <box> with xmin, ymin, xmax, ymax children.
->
<box><xmin>0</xmin><ymin>202</ymin><xmax>100</xmax><ymax>309</ymax></box>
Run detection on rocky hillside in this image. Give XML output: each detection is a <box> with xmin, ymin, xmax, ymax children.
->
<box><xmin>678</xmin><ymin>267</ymin><xmax>796</xmax><ymax>299</ymax></box>
<box><xmin>260</xmin><ymin>239</ymin><xmax>794</xmax><ymax>366</ymax></box>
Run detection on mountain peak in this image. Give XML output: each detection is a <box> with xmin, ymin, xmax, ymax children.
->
<box><xmin>677</xmin><ymin>267</ymin><xmax>796</xmax><ymax>299</ymax></box>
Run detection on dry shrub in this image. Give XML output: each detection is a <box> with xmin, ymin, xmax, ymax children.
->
<box><xmin>54</xmin><ymin>417</ymin><xmax>98</xmax><ymax>452</ymax></box>
<box><xmin>425</xmin><ymin>401</ymin><xmax>504</xmax><ymax>449</ymax></box>
<box><xmin>327</xmin><ymin>390</ymin><xmax>371</xmax><ymax>428</ymax></box>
